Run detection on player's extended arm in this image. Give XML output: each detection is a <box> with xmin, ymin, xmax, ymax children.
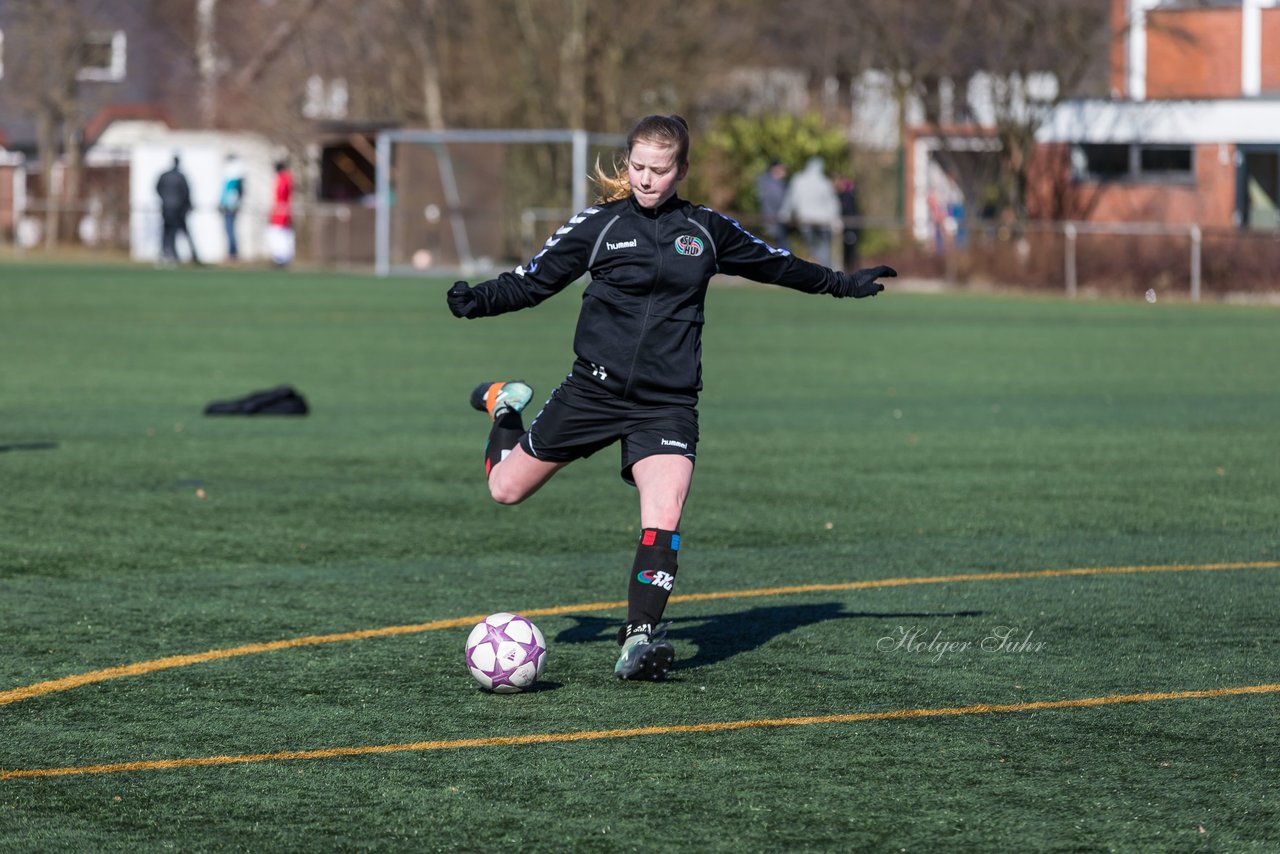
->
<box><xmin>446</xmin><ymin>268</ymin><xmax>581</xmax><ymax>318</ymax></box>
<box><xmin>707</xmin><ymin>209</ymin><xmax>895</xmax><ymax>299</ymax></box>
<box><xmin>446</xmin><ymin>206</ymin><xmax>603</xmax><ymax>319</ymax></box>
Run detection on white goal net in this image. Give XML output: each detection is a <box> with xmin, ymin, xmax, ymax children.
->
<box><xmin>374</xmin><ymin>129</ymin><xmax>625</xmax><ymax>277</ymax></box>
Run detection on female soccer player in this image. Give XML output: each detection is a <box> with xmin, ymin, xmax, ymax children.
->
<box><xmin>447</xmin><ymin>114</ymin><xmax>895</xmax><ymax>680</ymax></box>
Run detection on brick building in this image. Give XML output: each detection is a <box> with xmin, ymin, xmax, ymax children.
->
<box><xmin>1033</xmin><ymin>0</ymin><xmax>1280</xmax><ymax>230</ymax></box>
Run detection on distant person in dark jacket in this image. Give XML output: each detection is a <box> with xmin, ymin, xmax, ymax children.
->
<box><xmin>756</xmin><ymin>160</ymin><xmax>790</xmax><ymax>251</ymax></box>
<box><xmin>156</xmin><ymin>155</ymin><xmax>199</xmax><ymax>265</ymax></box>
<box><xmin>836</xmin><ymin>175</ymin><xmax>862</xmax><ymax>271</ymax></box>
<box><xmin>446</xmin><ymin>114</ymin><xmax>896</xmax><ymax>683</ymax></box>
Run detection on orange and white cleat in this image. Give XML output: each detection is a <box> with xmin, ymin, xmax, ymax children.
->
<box><xmin>469</xmin><ymin>381</ymin><xmax>533</xmax><ymax>421</ymax></box>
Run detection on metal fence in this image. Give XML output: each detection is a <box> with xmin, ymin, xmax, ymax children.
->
<box><xmin>1063</xmin><ymin>222</ymin><xmax>1203</xmax><ymax>301</ymax></box>
<box><xmin>908</xmin><ymin>217</ymin><xmax>1280</xmax><ymax>300</ymax></box>
<box><xmin>6</xmin><ymin>199</ymin><xmax>368</xmax><ymax>268</ymax></box>
<box><xmin>6</xmin><ymin>195</ymin><xmax>1278</xmax><ymax>299</ymax></box>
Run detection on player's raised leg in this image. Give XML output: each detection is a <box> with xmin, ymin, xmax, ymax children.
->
<box><xmin>469</xmin><ymin>380</ymin><xmax>564</xmax><ymax>505</ymax></box>
<box><xmin>470</xmin><ymin>380</ymin><xmax>533</xmax><ymax>477</ymax></box>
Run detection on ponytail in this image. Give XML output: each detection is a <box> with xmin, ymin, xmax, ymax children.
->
<box><xmin>592</xmin><ymin>155</ymin><xmax>632</xmax><ymax>204</ymax></box>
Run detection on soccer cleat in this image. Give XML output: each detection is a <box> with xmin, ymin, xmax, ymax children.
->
<box><xmin>614</xmin><ymin>622</ymin><xmax>675</xmax><ymax>681</ymax></box>
<box><xmin>469</xmin><ymin>381</ymin><xmax>533</xmax><ymax>421</ymax></box>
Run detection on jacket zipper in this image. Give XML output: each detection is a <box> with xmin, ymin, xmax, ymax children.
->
<box><xmin>622</xmin><ymin>213</ymin><xmax>663</xmax><ymax>400</ymax></box>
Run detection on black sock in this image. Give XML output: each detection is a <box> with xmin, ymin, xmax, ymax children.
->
<box><xmin>485</xmin><ymin>409</ymin><xmax>524</xmax><ymax>475</ymax></box>
<box><xmin>626</xmin><ymin>528</ymin><xmax>680</xmax><ymax>629</ymax></box>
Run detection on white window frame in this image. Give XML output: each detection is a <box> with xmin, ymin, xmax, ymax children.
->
<box><xmin>1071</xmin><ymin>142</ymin><xmax>1196</xmax><ymax>185</ymax></box>
<box><xmin>0</xmin><ymin>29</ymin><xmax>6</xmax><ymax>80</ymax></box>
<box><xmin>77</xmin><ymin>30</ymin><xmax>126</xmax><ymax>82</ymax></box>
<box><xmin>303</xmin><ymin>75</ymin><xmax>349</xmax><ymax>119</ymax></box>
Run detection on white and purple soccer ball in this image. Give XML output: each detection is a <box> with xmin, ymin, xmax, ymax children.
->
<box><xmin>464</xmin><ymin>612</ymin><xmax>547</xmax><ymax>693</ymax></box>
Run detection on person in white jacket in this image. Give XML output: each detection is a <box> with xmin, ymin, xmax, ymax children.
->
<box><xmin>780</xmin><ymin>156</ymin><xmax>840</xmax><ymax>266</ymax></box>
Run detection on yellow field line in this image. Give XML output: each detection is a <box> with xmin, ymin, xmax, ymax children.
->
<box><xmin>5</xmin><ymin>682</ymin><xmax>1278</xmax><ymax>780</ymax></box>
<box><xmin>2</xmin><ymin>560</ymin><xmax>1277</xmax><ymax>707</ymax></box>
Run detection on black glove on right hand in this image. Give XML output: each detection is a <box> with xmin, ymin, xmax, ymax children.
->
<box><xmin>832</xmin><ymin>265</ymin><xmax>897</xmax><ymax>299</ymax></box>
<box><xmin>446</xmin><ymin>280</ymin><xmax>480</xmax><ymax>318</ymax></box>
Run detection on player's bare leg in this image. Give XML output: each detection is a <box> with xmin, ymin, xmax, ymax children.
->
<box><xmin>469</xmin><ymin>380</ymin><xmax>567</xmax><ymax>504</ymax></box>
<box><xmin>486</xmin><ymin>443</ymin><xmax>566</xmax><ymax>505</ymax></box>
<box><xmin>633</xmin><ymin>454</ymin><xmax>693</xmax><ymax>530</ymax></box>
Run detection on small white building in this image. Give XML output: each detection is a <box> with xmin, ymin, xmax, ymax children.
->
<box><xmin>102</xmin><ymin>124</ymin><xmax>280</xmax><ymax>263</ymax></box>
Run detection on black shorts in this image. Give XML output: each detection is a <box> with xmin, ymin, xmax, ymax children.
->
<box><xmin>520</xmin><ymin>380</ymin><xmax>699</xmax><ymax>485</ymax></box>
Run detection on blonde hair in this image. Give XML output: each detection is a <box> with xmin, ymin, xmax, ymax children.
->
<box><xmin>591</xmin><ymin>114</ymin><xmax>691</xmax><ymax>204</ymax></box>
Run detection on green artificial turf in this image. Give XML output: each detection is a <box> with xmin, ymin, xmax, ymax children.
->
<box><xmin>2</xmin><ymin>262</ymin><xmax>1278</xmax><ymax>851</ymax></box>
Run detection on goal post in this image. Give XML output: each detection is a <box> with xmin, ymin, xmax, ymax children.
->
<box><xmin>374</xmin><ymin>129</ymin><xmax>625</xmax><ymax>277</ymax></box>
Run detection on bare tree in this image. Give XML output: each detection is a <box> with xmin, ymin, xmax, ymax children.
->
<box><xmin>856</xmin><ymin>0</ymin><xmax>1110</xmax><ymax>219</ymax></box>
<box><xmin>4</xmin><ymin>1</ymin><xmax>96</xmax><ymax>246</ymax></box>
<box><xmin>190</xmin><ymin>1</ymin><xmax>760</xmax><ymax>138</ymax></box>
<box><xmin>152</xmin><ymin>0</ymin><xmax>1109</xmax><ymax>227</ymax></box>
<box><xmin>228</xmin><ymin>0</ymin><xmax>329</xmax><ymax>94</ymax></box>
<box><xmin>407</xmin><ymin>0</ymin><xmax>447</xmax><ymax>130</ymax></box>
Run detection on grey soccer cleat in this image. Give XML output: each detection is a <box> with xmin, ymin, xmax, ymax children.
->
<box><xmin>469</xmin><ymin>381</ymin><xmax>533</xmax><ymax>421</ymax></box>
<box><xmin>614</xmin><ymin>622</ymin><xmax>675</xmax><ymax>681</ymax></box>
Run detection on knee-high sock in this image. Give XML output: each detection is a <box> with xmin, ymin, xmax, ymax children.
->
<box><xmin>626</xmin><ymin>528</ymin><xmax>680</xmax><ymax>628</ymax></box>
<box><xmin>485</xmin><ymin>409</ymin><xmax>524</xmax><ymax>476</ymax></box>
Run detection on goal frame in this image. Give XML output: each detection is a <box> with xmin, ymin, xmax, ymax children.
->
<box><xmin>373</xmin><ymin>128</ymin><xmax>625</xmax><ymax>277</ymax></box>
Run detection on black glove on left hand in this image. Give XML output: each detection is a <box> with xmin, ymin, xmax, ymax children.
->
<box><xmin>831</xmin><ymin>265</ymin><xmax>897</xmax><ymax>299</ymax></box>
<box><xmin>446</xmin><ymin>280</ymin><xmax>480</xmax><ymax>318</ymax></box>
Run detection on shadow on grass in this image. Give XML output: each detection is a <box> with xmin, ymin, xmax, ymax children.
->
<box><xmin>477</xmin><ymin>681</ymin><xmax>566</xmax><ymax>695</ymax></box>
<box><xmin>554</xmin><ymin>603</ymin><xmax>984</xmax><ymax>671</ymax></box>
<box><xmin>0</xmin><ymin>442</ymin><xmax>59</xmax><ymax>453</ymax></box>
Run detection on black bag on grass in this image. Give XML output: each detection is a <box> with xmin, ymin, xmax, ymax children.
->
<box><xmin>204</xmin><ymin>385</ymin><xmax>309</xmax><ymax>416</ymax></box>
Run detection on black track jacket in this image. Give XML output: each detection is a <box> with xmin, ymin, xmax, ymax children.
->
<box><xmin>466</xmin><ymin>194</ymin><xmax>848</xmax><ymax>406</ymax></box>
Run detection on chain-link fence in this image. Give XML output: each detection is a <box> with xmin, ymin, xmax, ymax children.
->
<box><xmin>6</xmin><ymin>190</ymin><xmax>1279</xmax><ymax>300</ymax></box>
<box><xmin>5</xmin><ymin>198</ymin><xmax>371</xmax><ymax>269</ymax></box>
<box><xmin>921</xmin><ymin>219</ymin><xmax>1280</xmax><ymax>299</ymax></box>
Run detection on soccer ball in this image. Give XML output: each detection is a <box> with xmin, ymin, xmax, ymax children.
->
<box><xmin>464</xmin><ymin>612</ymin><xmax>547</xmax><ymax>693</ymax></box>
